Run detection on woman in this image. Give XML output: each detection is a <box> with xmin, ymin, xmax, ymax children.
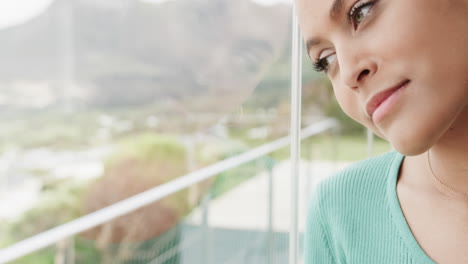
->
<box><xmin>296</xmin><ymin>0</ymin><xmax>468</xmax><ymax>263</ymax></box>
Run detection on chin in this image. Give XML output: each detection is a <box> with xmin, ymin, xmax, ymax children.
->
<box><xmin>366</xmin><ymin>128</ymin><xmax>431</xmax><ymax>156</ymax></box>
<box><xmin>385</xmin><ymin>128</ymin><xmax>436</xmax><ymax>156</ymax></box>
<box><xmin>390</xmin><ymin>141</ymin><xmax>429</xmax><ymax>156</ymax></box>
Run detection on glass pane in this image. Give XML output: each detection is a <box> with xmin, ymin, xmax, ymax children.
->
<box><xmin>0</xmin><ymin>0</ymin><xmax>297</xmax><ymax>263</ymax></box>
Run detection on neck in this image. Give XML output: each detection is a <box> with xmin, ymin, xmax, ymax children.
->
<box><xmin>427</xmin><ymin>108</ymin><xmax>468</xmax><ymax>197</ymax></box>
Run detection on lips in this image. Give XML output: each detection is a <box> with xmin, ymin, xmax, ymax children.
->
<box><xmin>366</xmin><ymin>80</ymin><xmax>410</xmax><ymax>119</ymax></box>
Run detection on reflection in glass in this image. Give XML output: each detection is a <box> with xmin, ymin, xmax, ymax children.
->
<box><xmin>0</xmin><ymin>0</ymin><xmax>299</xmax><ymax>263</ymax></box>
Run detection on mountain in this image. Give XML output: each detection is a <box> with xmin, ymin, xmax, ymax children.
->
<box><xmin>0</xmin><ymin>0</ymin><xmax>290</xmax><ymax>110</ymax></box>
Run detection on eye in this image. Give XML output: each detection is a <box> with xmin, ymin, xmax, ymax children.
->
<box><xmin>313</xmin><ymin>53</ymin><xmax>336</xmax><ymax>73</ymax></box>
<box><xmin>348</xmin><ymin>1</ymin><xmax>375</xmax><ymax>29</ymax></box>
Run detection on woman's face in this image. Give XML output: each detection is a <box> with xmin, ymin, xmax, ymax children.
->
<box><xmin>297</xmin><ymin>0</ymin><xmax>468</xmax><ymax>155</ymax></box>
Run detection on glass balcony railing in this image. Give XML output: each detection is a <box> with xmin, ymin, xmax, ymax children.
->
<box><xmin>1</xmin><ymin>120</ymin><xmax>340</xmax><ymax>263</ymax></box>
<box><xmin>0</xmin><ymin>0</ymin><xmax>390</xmax><ymax>263</ymax></box>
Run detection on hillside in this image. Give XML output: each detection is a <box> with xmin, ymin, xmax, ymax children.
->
<box><xmin>0</xmin><ymin>0</ymin><xmax>290</xmax><ymax>110</ymax></box>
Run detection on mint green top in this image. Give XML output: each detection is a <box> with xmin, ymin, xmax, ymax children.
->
<box><xmin>304</xmin><ymin>151</ymin><xmax>437</xmax><ymax>264</ymax></box>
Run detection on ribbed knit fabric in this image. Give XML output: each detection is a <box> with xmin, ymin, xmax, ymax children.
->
<box><xmin>304</xmin><ymin>151</ymin><xmax>438</xmax><ymax>264</ymax></box>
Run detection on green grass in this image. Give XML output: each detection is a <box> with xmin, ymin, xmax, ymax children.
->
<box><xmin>258</xmin><ymin>132</ymin><xmax>391</xmax><ymax>162</ymax></box>
<box><xmin>303</xmin><ymin>133</ymin><xmax>392</xmax><ymax>161</ymax></box>
<box><xmin>210</xmin><ymin>158</ymin><xmax>269</xmax><ymax>198</ymax></box>
<box><xmin>210</xmin><ymin>133</ymin><xmax>390</xmax><ymax>197</ymax></box>
<box><xmin>9</xmin><ymin>248</ymin><xmax>54</xmax><ymax>264</ymax></box>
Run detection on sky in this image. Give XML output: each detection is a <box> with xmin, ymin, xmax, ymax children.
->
<box><xmin>0</xmin><ymin>0</ymin><xmax>291</xmax><ymax>29</ymax></box>
<box><xmin>0</xmin><ymin>0</ymin><xmax>55</xmax><ymax>29</ymax></box>
<box><xmin>139</xmin><ymin>0</ymin><xmax>291</xmax><ymax>5</ymax></box>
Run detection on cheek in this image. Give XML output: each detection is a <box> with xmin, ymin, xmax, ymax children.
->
<box><xmin>333</xmin><ymin>85</ymin><xmax>363</xmax><ymax>124</ymax></box>
<box><xmin>333</xmin><ymin>84</ymin><xmax>387</xmax><ymax>138</ymax></box>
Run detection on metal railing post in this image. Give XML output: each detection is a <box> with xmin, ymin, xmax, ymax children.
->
<box><xmin>367</xmin><ymin>128</ymin><xmax>374</xmax><ymax>157</ymax></box>
<box><xmin>331</xmin><ymin>126</ymin><xmax>340</xmax><ymax>167</ymax></box>
<box><xmin>266</xmin><ymin>157</ymin><xmax>275</xmax><ymax>264</ymax></box>
<box><xmin>201</xmin><ymin>193</ymin><xmax>212</xmax><ymax>264</ymax></box>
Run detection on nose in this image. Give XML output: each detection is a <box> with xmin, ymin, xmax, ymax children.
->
<box><xmin>338</xmin><ymin>46</ymin><xmax>377</xmax><ymax>90</ymax></box>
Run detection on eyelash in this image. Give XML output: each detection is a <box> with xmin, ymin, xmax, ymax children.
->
<box><xmin>312</xmin><ymin>0</ymin><xmax>376</xmax><ymax>73</ymax></box>
<box><xmin>312</xmin><ymin>58</ymin><xmax>330</xmax><ymax>73</ymax></box>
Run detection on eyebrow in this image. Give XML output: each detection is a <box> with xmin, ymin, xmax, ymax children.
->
<box><xmin>305</xmin><ymin>0</ymin><xmax>343</xmax><ymax>56</ymax></box>
<box><xmin>306</xmin><ymin>38</ymin><xmax>321</xmax><ymax>57</ymax></box>
<box><xmin>330</xmin><ymin>0</ymin><xmax>343</xmax><ymax>18</ymax></box>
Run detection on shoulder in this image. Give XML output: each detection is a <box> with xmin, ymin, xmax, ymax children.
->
<box><xmin>309</xmin><ymin>151</ymin><xmax>403</xmax><ymax>218</ymax></box>
<box><xmin>317</xmin><ymin>151</ymin><xmax>400</xmax><ymax>198</ymax></box>
<box><xmin>304</xmin><ymin>151</ymin><xmax>403</xmax><ymax>263</ymax></box>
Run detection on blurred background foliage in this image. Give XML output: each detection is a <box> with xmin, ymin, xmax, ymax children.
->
<box><xmin>2</xmin><ymin>133</ymin><xmax>265</xmax><ymax>263</ymax></box>
<box><xmin>0</xmin><ymin>0</ymin><xmax>390</xmax><ymax>262</ymax></box>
